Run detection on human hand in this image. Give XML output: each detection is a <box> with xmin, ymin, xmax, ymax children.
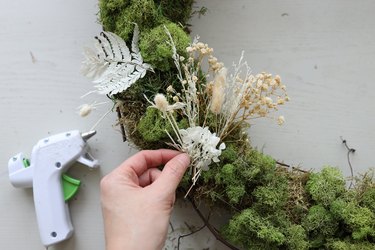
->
<box><xmin>100</xmin><ymin>149</ymin><xmax>190</xmax><ymax>250</ymax></box>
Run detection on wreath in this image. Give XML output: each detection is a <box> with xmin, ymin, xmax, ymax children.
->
<box><xmin>80</xmin><ymin>1</ymin><xmax>375</xmax><ymax>249</ymax></box>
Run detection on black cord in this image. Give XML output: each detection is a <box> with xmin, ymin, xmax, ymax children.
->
<box><xmin>340</xmin><ymin>136</ymin><xmax>356</xmax><ymax>188</ymax></box>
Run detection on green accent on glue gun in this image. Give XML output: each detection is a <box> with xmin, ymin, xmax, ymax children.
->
<box><xmin>61</xmin><ymin>174</ymin><xmax>81</xmax><ymax>201</ymax></box>
<box><xmin>22</xmin><ymin>158</ymin><xmax>30</xmax><ymax>167</ymax></box>
<box><xmin>22</xmin><ymin>158</ymin><xmax>81</xmax><ymax>202</ymax></box>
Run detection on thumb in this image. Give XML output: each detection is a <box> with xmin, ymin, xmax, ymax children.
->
<box><xmin>153</xmin><ymin>153</ymin><xmax>190</xmax><ymax>194</ymax></box>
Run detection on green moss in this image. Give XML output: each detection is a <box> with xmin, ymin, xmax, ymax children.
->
<box><xmin>215</xmin><ymin>164</ymin><xmax>234</xmax><ymax>183</ymax></box>
<box><xmin>253</xmin><ymin>180</ymin><xmax>288</xmax><ymax>212</ymax></box>
<box><xmin>362</xmin><ymin>187</ymin><xmax>375</xmax><ymax>213</ymax></box>
<box><xmin>139</xmin><ymin>22</ymin><xmax>190</xmax><ymax>71</ymax></box>
<box><xmin>100</xmin><ymin>0</ymin><xmax>195</xmax><ymax>34</ymax></box>
<box><xmin>214</xmin><ymin>164</ymin><xmax>245</xmax><ymax>204</ymax></box>
<box><xmin>326</xmin><ymin>240</ymin><xmax>375</xmax><ymax>250</ymax></box>
<box><xmin>331</xmin><ymin>199</ymin><xmax>375</xmax><ymax>240</ymax></box>
<box><xmin>306</xmin><ymin>166</ymin><xmax>346</xmax><ymax>207</ymax></box>
<box><xmin>155</xmin><ymin>0</ymin><xmax>194</xmax><ymax>25</ymax></box>
<box><xmin>137</xmin><ymin>107</ymin><xmax>188</xmax><ymax>143</ymax></box>
<box><xmin>302</xmin><ymin>205</ymin><xmax>338</xmax><ymax>247</ymax></box>
<box><xmin>284</xmin><ymin>225</ymin><xmax>309</xmax><ymax>250</ymax></box>
<box><xmin>99</xmin><ymin>0</ymin><xmax>131</xmax><ymax>32</ymax></box>
<box><xmin>100</xmin><ymin>0</ymin><xmax>165</xmax><ymax>41</ymax></box>
<box><xmin>229</xmin><ymin>149</ymin><xmax>276</xmax><ymax>185</ymax></box>
<box><xmin>220</xmin><ymin>144</ymin><xmax>239</xmax><ymax>163</ymax></box>
<box><xmin>224</xmin><ymin>208</ymin><xmax>286</xmax><ymax>249</ymax></box>
<box><xmin>226</xmin><ymin>185</ymin><xmax>246</xmax><ymax>204</ymax></box>
<box><xmin>115</xmin><ymin>0</ymin><xmax>164</xmax><ymax>41</ymax></box>
<box><xmin>137</xmin><ymin>108</ymin><xmax>171</xmax><ymax>142</ymax></box>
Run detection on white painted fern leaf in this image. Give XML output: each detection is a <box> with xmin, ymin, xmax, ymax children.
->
<box><xmin>81</xmin><ymin>24</ymin><xmax>153</xmax><ymax>96</ymax></box>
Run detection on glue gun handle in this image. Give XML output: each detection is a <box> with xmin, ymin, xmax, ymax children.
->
<box><xmin>33</xmin><ymin>171</ymin><xmax>73</xmax><ymax>247</ymax></box>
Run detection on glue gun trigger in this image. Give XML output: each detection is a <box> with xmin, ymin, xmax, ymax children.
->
<box><xmin>77</xmin><ymin>152</ymin><xmax>99</xmax><ymax>169</ymax></box>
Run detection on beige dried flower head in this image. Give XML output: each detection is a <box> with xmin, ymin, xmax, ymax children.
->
<box><xmin>277</xmin><ymin>97</ymin><xmax>286</xmax><ymax>105</ymax></box>
<box><xmin>166</xmin><ymin>85</ymin><xmax>175</xmax><ymax>93</ymax></box>
<box><xmin>78</xmin><ymin>104</ymin><xmax>94</xmax><ymax>117</ymax></box>
<box><xmin>154</xmin><ymin>94</ymin><xmax>169</xmax><ymax>112</ymax></box>
<box><xmin>206</xmin><ymin>81</ymin><xmax>214</xmax><ymax>96</ymax></box>
<box><xmin>210</xmin><ymin>67</ymin><xmax>227</xmax><ymax>114</ymax></box>
<box><xmin>186</xmin><ymin>46</ymin><xmax>194</xmax><ymax>53</ymax></box>
<box><xmin>77</xmin><ymin>101</ymin><xmax>109</xmax><ymax>117</ymax></box>
<box><xmin>277</xmin><ymin>115</ymin><xmax>285</xmax><ymax>125</ymax></box>
<box><xmin>275</xmin><ymin>75</ymin><xmax>281</xmax><ymax>84</ymax></box>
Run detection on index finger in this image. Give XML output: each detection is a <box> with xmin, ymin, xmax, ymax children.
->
<box><xmin>116</xmin><ymin>149</ymin><xmax>182</xmax><ymax>177</ymax></box>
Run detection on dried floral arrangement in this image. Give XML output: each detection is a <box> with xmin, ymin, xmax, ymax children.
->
<box><xmin>80</xmin><ymin>1</ymin><xmax>375</xmax><ymax>249</ymax></box>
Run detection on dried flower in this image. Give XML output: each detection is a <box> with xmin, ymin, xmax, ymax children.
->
<box><xmin>210</xmin><ymin>67</ymin><xmax>227</xmax><ymax>114</ymax></box>
<box><xmin>78</xmin><ymin>104</ymin><xmax>93</xmax><ymax>117</ymax></box>
<box><xmin>179</xmin><ymin>126</ymin><xmax>226</xmax><ymax>190</ymax></box>
<box><xmin>166</xmin><ymin>85</ymin><xmax>175</xmax><ymax>93</ymax></box>
<box><xmin>149</xmin><ymin>31</ymin><xmax>288</xmax><ymax>194</ymax></box>
<box><xmin>277</xmin><ymin>115</ymin><xmax>285</xmax><ymax>125</ymax></box>
<box><xmin>77</xmin><ymin>101</ymin><xmax>108</xmax><ymax>117</ymax></box>
<box><xmin>154</xmin><ymin>94</ymin><xmax>169</xmax><ymax>112</ymax></box>
<box><xmin>180</xmin><ymin>126</ymin><xmax>225</xmax><ymax>169</ymax></box>
<box><xmin>145</xmin><ymin>93</ymin><xmax>185</xmax><ymax>114</ymax></box>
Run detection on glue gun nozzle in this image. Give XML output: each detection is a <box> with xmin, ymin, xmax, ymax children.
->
<box><xmin>81</xmin><ymin>130</ymin><xmax>96</xmax><ymax>141</ymax></box>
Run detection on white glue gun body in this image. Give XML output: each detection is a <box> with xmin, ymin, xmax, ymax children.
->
<box><xmin>8</xmin><ymin>130</ymin><xmax>99</xmax><ymax>247</ymax></box>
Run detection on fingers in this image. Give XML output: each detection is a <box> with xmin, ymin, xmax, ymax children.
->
<box><xmin>138</xmin><ymin>168</ymin><xmax>162</xmax><ymax>187</ymax></box>
<box><xmin>153</xmin><ymin>153</ymin><xmax>190</xmax><ymax>195</ymax></box>
<box><xmin>116</xmin><ymin>149</ymin><xmax>182</xmax><ymax>177</ymax></box>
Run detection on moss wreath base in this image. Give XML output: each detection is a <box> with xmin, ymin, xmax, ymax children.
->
<box><xmin>81</xmin><ymin>1</ymin><xmax>375</xmax><ymax>249</ymax></box>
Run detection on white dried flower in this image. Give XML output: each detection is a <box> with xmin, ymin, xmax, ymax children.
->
<box><xmin>179</xmin><ymin>126</ymin><xmax>226</xmax><ymax>172</ymax></box>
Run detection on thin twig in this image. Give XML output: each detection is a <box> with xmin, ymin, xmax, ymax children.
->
<box><xmin>340</xmin><ymin>136</ymin><xmax>356</xmax><ymax>188</ymax></box>
<box><xmin>276</xmin><ymin>161</ymin><xmax>309</xmax><ymax>173</ymax></box>
<box><xmin>184</xmin><ymin>194</ymin><xmax>241</xmax><ymax>250</ymax></box>
<box><xmin>177</xmin><ymin>224</ymin><xmax>206</xmax><ymax>250</ymax></box>
<box><xmin>169</xmin><ymin>221</ymin><xmax>175</xmax><ymax>233</ymax></box>
<box><xmin>116</xmin><ymin>107</ymin><xmax>127</xmax><ymax>142</ymax></box>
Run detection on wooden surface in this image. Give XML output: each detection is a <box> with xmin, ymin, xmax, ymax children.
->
<box><xmin>1</xmin><ymin>0</ymin><xmax>374</xmax><ymax>249</ymax></box>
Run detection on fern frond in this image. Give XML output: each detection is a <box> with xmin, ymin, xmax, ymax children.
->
<box><xmin>82</xmin><ymin>24</ymin><xmax>153</xmax><ymax>96</ymax></box>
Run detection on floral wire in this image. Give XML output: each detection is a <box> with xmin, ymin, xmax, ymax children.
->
<box><xmin>340</xmin><ymin>136</ymin><xmax>356</xmax><ymax>188</ymax></box>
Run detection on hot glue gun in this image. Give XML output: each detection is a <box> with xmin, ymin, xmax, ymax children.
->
<box><xmin>8</xmin><ymin>130</ymin><xmax>99</xmax><ymax>247</ymax></box>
